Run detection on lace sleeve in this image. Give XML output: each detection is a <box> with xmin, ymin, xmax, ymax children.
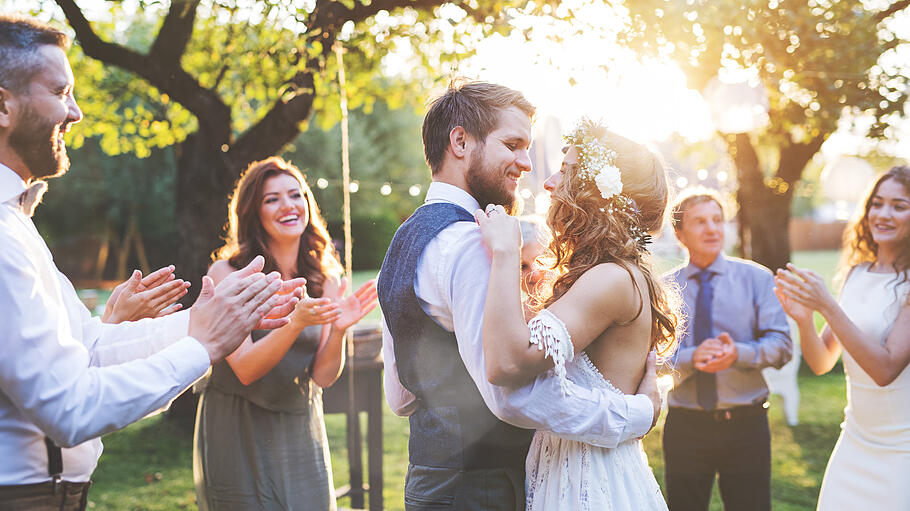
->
<box><xmin>528</xmin><ymin>309</ymin><xmax>575</xmax><ymax>395</ymax></box>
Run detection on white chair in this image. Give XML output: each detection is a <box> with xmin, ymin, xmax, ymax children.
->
<box><xmin>762</xmin><ymin>320</ymin><xmax>801</xmax><ymax>426</ymax></box>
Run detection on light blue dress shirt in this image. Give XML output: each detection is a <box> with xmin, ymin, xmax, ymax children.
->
<box><xmin>666</xmin><ymin>254</ymin><xmax>792</xmax><ymax>410</ymax></box>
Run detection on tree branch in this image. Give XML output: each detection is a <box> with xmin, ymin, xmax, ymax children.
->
<box><xmin>55</xmin><ymin>0</ymin><xmax>232</xmax><ymax>144</ymax></box>
<box><xmin>231</xmin><ymin>68</ymin><xmax>318</xmax><ymax>163</ymax></box>
<box><xmin>876</xmin><ymin>0</ymin><xmax>910</xmax><ymax>22</ymax></box>
<box><xmin>149</xmin><ymin>0</ymin><xmax>201</xmax><ymax>67</ymax></box>
<box><xmin>777</xmin><ymin>134</ymin><xmax>827</xmax><ymax>185</ymax></box>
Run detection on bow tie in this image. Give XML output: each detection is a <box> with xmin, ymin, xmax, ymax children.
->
<box><xmin>19</xmin><ymin>180</ymin><xmax>48</xmax><ymax>217</ymax></box>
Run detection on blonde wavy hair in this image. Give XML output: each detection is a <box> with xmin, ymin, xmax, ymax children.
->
<box><xmin>534</xmin><ymin>128</ymin><xmax>681</xmax><ymax>357</ymax></box>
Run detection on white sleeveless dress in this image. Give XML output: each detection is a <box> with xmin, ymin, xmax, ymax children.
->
<box><xmin>524</xmin><ymin>310</ymin><xmax>668</xmax><ymax>511</ymax></box>
<box><xmin>816</xmin><ymin>264</ymin><xmax>910</xmax><ymax>510</ymax></box>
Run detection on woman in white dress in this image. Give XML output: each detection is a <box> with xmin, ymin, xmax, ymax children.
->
<box><xmin>475</xmin><ymin>119</ymin><xmax>679</xmax><ymax>511</ymax></box>
<box><xmin>774</xmin><ymin>165</ymin><xmax>910</xmax><ymax>510</ymax></box>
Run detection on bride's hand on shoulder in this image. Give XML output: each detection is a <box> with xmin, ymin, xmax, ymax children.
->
<box><xmin>474</xmin><ymin>204</ymin><xmax>520</xmax><ymax>256</ymax></box>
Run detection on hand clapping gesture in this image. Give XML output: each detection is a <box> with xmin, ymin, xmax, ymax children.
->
<box><xmin>331</xmin><ymin>278</ymin><xmax>378</xmax><ymax>331</ymax></box>
<box><xmin>102</xmin><ymin>265</ymin><xmax>191</xmax><ymax>323</ymax></box>
<box><xmin>693</xmin><ymin>332</ymin><xmax>738</xmax><ymax>373</ymax></box>
<box><xmin>773</xmin><ymin>263</ymin><xmax>836</xmax><ymax>323</ymax></box>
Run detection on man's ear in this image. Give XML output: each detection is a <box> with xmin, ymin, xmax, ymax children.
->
<box><xmin>449</xmin><ymin>126</ymin><xmax>470</xmax><ymax>158</ymax></box>
<box><xmin>0</xmin><ymin>87</ymin><xmax>16</xmax><ymax>129</ymax></box>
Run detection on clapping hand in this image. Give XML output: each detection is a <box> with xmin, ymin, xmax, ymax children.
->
<box><xmin>188</xmin><ymin>256</ymin><xmax>304</xmax><ymax>363</ymax></box>
<box><xmin>693</xmin><ymin>332</ymin><xmax>737</xmax><ymax>373</ymax></box>
<box><xmin>774</xmin><ymin>264</ymin><xmax>834</xmax><ymax>322</ymax></box>
<box><xmin>332</xmin><ymin>278</ymin><xmax>378</xmax><ymax>331</ymax></box>
<box><xmin>102</xmin><ymin>265</ymin><xmax>191</xmax><ymax>323</ymax></box>
<box><xmin>289</xmin><ymin>290</ymin><xmax>341</xmax><ymax>328</ymax></box>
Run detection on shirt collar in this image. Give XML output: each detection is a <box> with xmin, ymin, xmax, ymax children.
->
<box><xmin>682</xmin><ymin>252</ymin><xmax>728</xmax><ymax>280</ymax></box>
<box><xmin>424</xmin><ymin>181</ymin><xmax>481</xmax><ymax>215</ymax></box>
<box><xmin>0</xmin><ymin>163</ymin><xmax>28</xmax><ymax>206</ymax></box>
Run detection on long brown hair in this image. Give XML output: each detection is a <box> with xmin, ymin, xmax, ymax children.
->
<box><xmin>839</xmin><ymin>165</ymin><xmax>910</xmax><ymax>290</ymax></box>
<box><xmin>537</xmin><ymin>129</ymin><xmax>680</xmax><ymax>357</ymax></box>
<box><xmin>214</xmin><ymin>157</ymin><xmax>341</xmax><ymax>297</ymax></box>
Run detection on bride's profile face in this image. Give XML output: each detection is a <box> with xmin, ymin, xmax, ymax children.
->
<box><xmin>543</xmin><ymin>146</ymin><xmax>578</xmax><ymax>192</ymax></box>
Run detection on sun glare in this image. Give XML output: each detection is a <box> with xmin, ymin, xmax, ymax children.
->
<box><xmin>460</xmin><ymin>13</ymin><xmax>715</xmax><ymax>146</ymax></box>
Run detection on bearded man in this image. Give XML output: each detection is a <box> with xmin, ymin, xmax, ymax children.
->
<box><xmin>0</xmin><ymin>15</ymin><xmax>302</xmax><ymax>509</ymax></box>
<box><xmin>377</xmin><ymin>80</ymin><xmax>662</xmax><ymax>510</ymax></box>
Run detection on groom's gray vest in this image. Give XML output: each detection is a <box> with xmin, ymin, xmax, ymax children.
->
<box><xmin>378</xmin><ymin>202</ymin><xmax>533</xmax><ymax>470</ymax></box>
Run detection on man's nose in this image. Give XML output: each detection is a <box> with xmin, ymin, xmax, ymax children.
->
<box><xmin>515</xmin><ymin>149</ymin><xmax>531</xmax><ymax>173</ymax></box>
<box><xmin>67</xmin><ymin>93</ymin><xmax>83</xmax><ymax>124</ymax></box>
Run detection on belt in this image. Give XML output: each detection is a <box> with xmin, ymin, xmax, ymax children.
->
<box><xmin>669</xmin><ymin>402</ymin><xmax>769</xmax><ymax>422</ymax></box>
<box><xmin>0</xmin><ymin>480</ymin><xmax>92</xmax><ymax>510</ymax></box>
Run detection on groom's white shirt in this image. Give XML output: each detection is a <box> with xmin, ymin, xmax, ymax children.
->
<box><xmin>0</xmin><ymin>164</ymin><xmax>211</xmax><ymax>484</ymax></box>
<box><xmin>381</xmin><ymin>181</ymin><xmax>653</xmax><ymax>448</ymax></box>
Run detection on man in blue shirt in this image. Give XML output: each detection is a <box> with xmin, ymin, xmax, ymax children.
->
<box><xmin>664</xmin><ymin>190</ymin><xmax>792</xmax><ymax>511</ymax></box>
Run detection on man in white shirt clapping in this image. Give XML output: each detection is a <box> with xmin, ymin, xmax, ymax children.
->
<box><xmin>0</xmin><ymin>14</ymin><xmax>302</xmax><ymax>509</ymax></box>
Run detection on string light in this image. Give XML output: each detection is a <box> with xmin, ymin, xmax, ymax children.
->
<box><xmin>316</xmin><ymin>178</ymin><xmax>329</xmax><ymax>189</ymax></box>
<box><xmin>676</xmin><ymin>176</ymin><xmax>689</xmax><ymax>188</ymax></box>
<box><xmin>409</xmin><ymin>184</ymin><xmax>422</xmax><ymax>197</ymax></box>
<box><xmin>520</xmin><ymin>188</ymin><xmax>533</xmax><ymax>199</ymax></box>
<box><xmin>349</xmin><ymin>181</ymin><xmax>360</xmax><ymax>193</ymax></box>
<box><xmin>380</xmin><ymin>183</ymin><xmax>392</xmax><ymax>196</ymax></box>
<box><xmin>717</xmin><ymin>171</ymin><xmax>729</xmax><ymax>183</ymax></box>
<box><xmin>697</xmin><ymin>168</ymin><xmax>709</xmax><ymax>181</ymax></box>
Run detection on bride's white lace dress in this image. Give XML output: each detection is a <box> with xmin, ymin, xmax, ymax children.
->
<box><xmin>525</xmin><ymin>311</ymin><xmax>668</xmax><ymax>511</ymax></box>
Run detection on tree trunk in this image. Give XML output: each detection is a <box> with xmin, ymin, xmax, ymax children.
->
<box><xmin>728</xmin><ymin>133</ymin><xmax>793</xmax><ymax>272</ymax></box>
<box><xmin>167</xmin><ymin>133</ymin><xmax>240</xmax><ymax>423</ymax></box>
<box><xmin>738</xmin><ymin>185</ymin><xmax>793</xmax><ymax>272</ymax></box>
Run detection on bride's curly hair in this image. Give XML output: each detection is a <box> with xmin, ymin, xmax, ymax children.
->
<box><xmin>535</xmin><ymin>128</ymin><xmax>681</xmax><ymax>357</ymax></box>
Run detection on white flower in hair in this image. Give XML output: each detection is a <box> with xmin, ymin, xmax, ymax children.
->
<box><xmin>593</xmin><ymin>162</ymin><xmax>623</xmax><ymax>199</ymax></box>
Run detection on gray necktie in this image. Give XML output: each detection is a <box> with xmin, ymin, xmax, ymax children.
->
<box><xmin>19</xmin><ymin>180</ymin><xmax>48</xmax><ymax>217</ymax></box>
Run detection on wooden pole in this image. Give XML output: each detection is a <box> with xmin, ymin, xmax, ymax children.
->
<box><xmin>335</xmin><ymin>40</ymin><xmax>365</xmax><ymax>509</ymax></box>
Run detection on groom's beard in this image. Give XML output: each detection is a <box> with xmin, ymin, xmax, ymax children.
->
<box><xmin>466</xmin><ymin>145</ymin><xmax>522</xmax><ymax>215</ymax></box>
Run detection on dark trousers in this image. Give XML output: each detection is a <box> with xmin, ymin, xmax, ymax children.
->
<box><xmin>0</xmin><ymin>481</ymin><xmax>91</xmax><ymax>511</ymax></box>
<box><xmin>663</xmin><ymin>406</ymin><xmax>771</xmax><ymax>511</ymax></box>
<box><xmin>404</xmin><ymin>464</ymin><xmax>525</xmax><ymax>511</ymax></box>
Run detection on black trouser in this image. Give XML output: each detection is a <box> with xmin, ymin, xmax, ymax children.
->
<box><xmin>403</xmin><ymin>464</ymin><xmax>525</xmax><ymax>511</ymax></box>
<box><xmin>0</xmin><ymin>481</ymin><xmax>91</xmax><ymax>511</ymax></box>
<box><xmin>663</xmin><ymin>405</ymin><xmax>771</xmax><ymax>511</ymax></box>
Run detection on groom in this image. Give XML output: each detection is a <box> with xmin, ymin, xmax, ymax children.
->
<box><xmin>378</xmin><ymin>80</ymin><xmax>661</xmax><ymax>510</ymax></box>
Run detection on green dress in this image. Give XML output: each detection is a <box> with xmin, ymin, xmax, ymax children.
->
<box><xmin>194</xmin><ymin>325</ymin><xmax>335</xmax><ymax>510</ymax></box>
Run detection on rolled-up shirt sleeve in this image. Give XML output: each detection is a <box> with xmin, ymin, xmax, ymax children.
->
<box><xmin>0</xmin><ymin>232</ymin><xmax>211</xmax><ymax>448</ymax></box>
<box><xmin>445</xmin><ymin>227</ymin><xmax>652</xmax><ymax>448</ymax></box>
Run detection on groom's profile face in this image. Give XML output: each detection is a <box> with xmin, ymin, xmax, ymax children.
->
<box><xmin>465</xmin><ymin>106</ymin><xmax>532</xmax><ymax>214</ymax></box>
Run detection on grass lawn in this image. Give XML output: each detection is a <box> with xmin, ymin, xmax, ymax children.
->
<box><xmin>88</xmin><ymin>253</ymin><xmax>845</xmax><ymax>510</ymax></box>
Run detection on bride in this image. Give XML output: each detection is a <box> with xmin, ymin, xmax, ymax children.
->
<box><xmin>475</xmin><ymin>119</ymin><xmax>679</xmax><ymax>510</ymax></box>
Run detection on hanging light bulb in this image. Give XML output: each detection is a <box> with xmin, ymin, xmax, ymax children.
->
<box><xmin>697</xmin><ymin>168</ymin><xmax>709</xmax><ymax>181</ymax></box>
<box><xmin>349</xmin><ymin>181</ymin><xmax>359</xmax><ymax>193</ymax></box>
<box><xmin>676</xmin><ymin>176</ymin><xmax>689</xmax><ymax>188</ymax></box>
<box><xmin>409</xmin><ymin>184</ymin><xmax>421</xmax><ymax>197</ymax></box>
<box><xmin>316</xmin><ymin>178</ymin><xmax>329</xmax><ymax>189</ymax></box>
<box><xmin>717</xmin><ymin>171</ymin><xmax>729</xmax><ymax>183</ymax></box>
<box><xmin>380</xmin><ymin>183</ymin><xmax>392</xmax><ymax>196</ymax></box>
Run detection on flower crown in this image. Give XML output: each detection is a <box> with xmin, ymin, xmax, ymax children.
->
<box><xmin>563</xmin><ymin>118</ymin><xmax>651</xmax><ymax>251</ymax></box>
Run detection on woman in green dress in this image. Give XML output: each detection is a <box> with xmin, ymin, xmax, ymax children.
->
<box><xmin>194</xmin><ymin>156</ymin><xmax>377</xmax><ymax>510</ymax></box>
